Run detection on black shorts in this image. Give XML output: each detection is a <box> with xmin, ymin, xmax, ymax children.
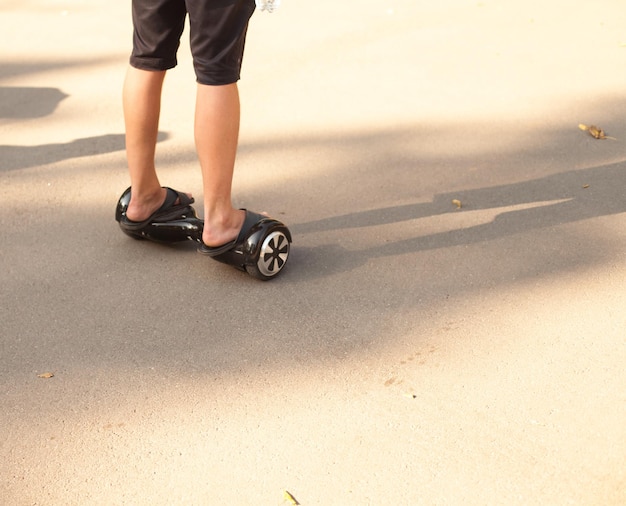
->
<box><xmin>130</xmin><ymin>0</ymin><xmax>255</xmax><ymax>85</ymax></box>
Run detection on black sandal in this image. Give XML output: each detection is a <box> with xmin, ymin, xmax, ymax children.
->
<box><xmin>116</xmin><ymin>186</ymin><xmax>195</xmax><ymax>236</ymax></box>
<box><xmin>198</xmin><ymin>210</ymin><xmax>291</xmax><ymax>280</ymax></box>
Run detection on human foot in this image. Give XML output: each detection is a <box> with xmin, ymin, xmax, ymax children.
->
<box><xmin>197</xmin><ymin>210</ymin><xmax>292</xmax><ymax>280</ymax></box>
<box><xmin>201</xmin><ymin>208</ymin><xmax>246</xmax><ymax>248</ymax></box>
<box><xmin>125</xmin><ymin>187</ymin><xmax>193</xmax><ymax>223</ymax></box>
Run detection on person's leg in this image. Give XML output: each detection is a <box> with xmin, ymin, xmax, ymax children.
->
<box><xmin>122</xmin><ymin>66</ymin><xmax>168</xmax><ymax>222</ymax></box>
<box><xmin>186</xmin><ymin>0</ymin><xmax>255</xmax><ymax>247</ymax></box>
<box><xmin>123</xmin><ymin>0</ymin><xmax>188</xmax><ymax>223</ymax></box>
<box><xmin>195</xmin><ymin>82</ymin><xmax>245</xmax><ymax>247</ymax></box>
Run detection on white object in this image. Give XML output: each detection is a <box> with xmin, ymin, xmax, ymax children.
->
<box><xmin>255</xmin><ymin>0</ymin><xmax>280</xmax><ymax>13</ymax></box>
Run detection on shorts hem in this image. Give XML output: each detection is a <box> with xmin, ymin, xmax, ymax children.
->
<box><xmin>196</xmin><ymin>73</ymin><xmax>241</xmax><ymax>86</ymax></box>
<box><xmin>130</xmin><ymin>56</ymin><xmax>177</xmax><ymax>72</ymax></box>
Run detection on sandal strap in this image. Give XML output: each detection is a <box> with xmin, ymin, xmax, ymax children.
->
<box><xmin>163</xmin><ymin>187</ymin><xmax>194</xmax><ymax>208</ymax></box>
<box><xmin>198</xmin><ymin>210</ymin><xmax>268</xmax><ymax>257</ymax></box>
<box><xmin>119</xmin><ymin>187</ymin><xmax>195</xmax><ymax>231</ymax></box>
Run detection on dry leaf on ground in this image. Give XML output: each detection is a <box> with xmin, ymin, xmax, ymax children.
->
<box><xmin>283</xmin><ymin>490</ymin><xmax>300</xmax><ymax>505</ymax></box>
<box><xmin>452</xmin><ymin>199</ymin><xmax>462</xmax><ymax>209</ymax></box>
<box><xmin>578</xmin><ymin>123</ymin><xmax>615</xmax><ymax>139</ymax></box>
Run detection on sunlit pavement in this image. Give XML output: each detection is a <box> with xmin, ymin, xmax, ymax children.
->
<box><xmin>1</xmin><ymin>1</ymin><xmax>625</xmax><ymax>504</ymax></box>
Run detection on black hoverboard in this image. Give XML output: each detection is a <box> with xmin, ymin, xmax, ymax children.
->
<box><xmin>115</xmin><ymin>188</ymin><xmax>291</xmax><ymax>280</ymax></box>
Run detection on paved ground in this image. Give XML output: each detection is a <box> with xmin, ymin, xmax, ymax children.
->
<box><xmin>1</xmin><ymin>1</ymin><xmax>625</xmax><ymax>504</ymax></box>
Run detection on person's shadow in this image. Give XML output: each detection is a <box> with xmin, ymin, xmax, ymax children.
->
<box><xmin>292</xmin><ymin>160</ymin><xmax>626</xmax><ymax>276</ymax></box>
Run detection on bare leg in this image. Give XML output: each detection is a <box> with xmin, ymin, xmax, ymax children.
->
<box><xmin>195</xmin><ymin>82</ymin><xmax>245</xmax><ymax>247</ymax></box>
<box><xmin>123</xmin><ymin>66</ymin><xmax>168</xmax><ymax>222</ymax></box>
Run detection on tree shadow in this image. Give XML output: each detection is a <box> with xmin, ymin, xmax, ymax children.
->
<box><xmin>1</xmin><ymin>119</ymin><xmax>625</xmax><ymax>380</ymax></box>
<box><xmin>291</xmin><ymin>160</ymin><xmax>626</xmax><ymax>279</ymax></box>
<box><xmin>0</xmin><ymin>134</ymin><xmax>126</xmax><ymax>171</ymax></box>
<box><xmin>0</xmin><ymin>58</ymin><xmax>122</xmax><ymax>81</ymax></box>
<box><xmin>0</xmin><ymin>65</ymin><xmax>171</xmax><ymax>171</ymax></box>
<box><xmin>297</xmin><ymin>161</ymin><xmax>625</xmax><ymax>233</ymax></box>
<box><xmin>0</xmin><ymin>132</ymin><xmax>171</xmax><ymax>172</ymax></box>
<box><xmin>0</xmin><ymin>86</ymin><xmax>68</xmax><ymax>119</ymax></box>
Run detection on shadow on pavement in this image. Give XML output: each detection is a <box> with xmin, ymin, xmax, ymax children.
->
<box><xmin>0</xmin><ymin>132</ymin><xmax>173</xmax><ymax>171</ymax></box>
<box><xmin>1</xmin><ymin>112</ymin><xmax>625</xmax><ymax>376</ymax></box>
<box><xmin>0</xmin><ymin>86</ymin><xmax>68</xmax><ymax>119</ymax></box>
<box><xmin>294</xmin><ymin>160</ymin><xmax>626</xmax><ymax>266</ymax></box>
<box><xmin>0</xmin><ymin>57</ymin><xmax>122</xmax><ymax>81</ymax></box>
<box><xmin>0</xmin><ymin>134</ymin><xmax>126</xmax><ymax>171</ymax></box>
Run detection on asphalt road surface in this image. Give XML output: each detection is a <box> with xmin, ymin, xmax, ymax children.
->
<box><xmin>1</xmin><ymin>1</ymin><xmax>625</xmax><ymax>504</ymax></box>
